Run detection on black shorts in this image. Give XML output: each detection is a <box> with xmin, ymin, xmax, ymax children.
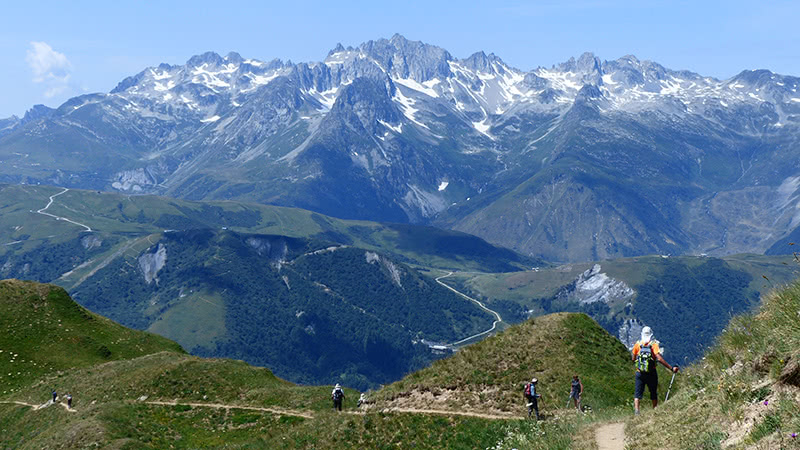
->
<box><xmin>634</xmin><ymin>371</ymin><xmax>658</xmax><ymax>400</ymax></box>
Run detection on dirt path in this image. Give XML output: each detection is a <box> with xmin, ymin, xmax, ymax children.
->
<box><xmin>5</xmin><ymin>398</ymin><xmax>518</xmax><ymax>422</ymax></box>
<box><xmin>0</xmin><ymin>400</ymin><xmax>77</xmax><ymax>413</ymax></box>
<box><xmin>595</xmin><ymin>422</ymin><xmax>625</xmax><ymax>450</ymax></box>
<box><xmin>143</xmin><ymin>401</ymin><xmax>314</xmax><ymax>419</ymax></box>
<box><xmin>144</xmin><ymin>401</ymin><xmax>517</xmax><ymax>421</ymax></box>
<box><xmin>382</xmin><ymin>407</ymin><xmax>517</xmax><ymax>420</ymax></box>
<box><xmin>436</xmin><ymin>272</ymin><xmax>504</xmax><ymax>347</ymax></box>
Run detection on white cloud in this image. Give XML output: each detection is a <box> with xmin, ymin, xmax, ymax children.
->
<box><xmin>26</xmin><ymin>41</ymin><xmax>72</xmax><ymax>98</ymax></box>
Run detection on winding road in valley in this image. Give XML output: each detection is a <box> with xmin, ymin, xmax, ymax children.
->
<box><xmin>435</xmin><ymin>272</ymin><xmax>503</xmax><ymax>347</ymax></box>
<box><xmin>34</xmin><ymin>188</ymin><xmax>93</xmax><ymax>233</ymax></box>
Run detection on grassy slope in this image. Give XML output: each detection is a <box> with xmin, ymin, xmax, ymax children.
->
<box><xmin>0</xmin><ymin>281</ymin><xmax>360</xmax><ymax>448</ymax></box>
<box><xmin>627</xmin><ymin>279</ymin><xmax>800</xmax><ymax>449</ymax></box>
<box><xmin>0</xmin><ymin>184</ymin><xmax>533</xmax><ymax>277</ymax></box>
<box><xmin>0</xmin><ymin>279</ymin><xmax>182</xmax><ymax>393</ymax></box>
<box><xmin>0</xmin><ymin>282</ymin><xmax>627</xmax><ymax>450</ymax></box>
<box><xmin>0</xmin><ymin>280</ymin><xmax>568</xmax><ymax>450</ymax></box>
<box><xmin>375</xmin><ymin>313</ymin><xmax>633</xmax><ymax>416</ymax></box>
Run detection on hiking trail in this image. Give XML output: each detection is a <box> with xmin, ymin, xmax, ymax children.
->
<box><xmin>435</xmin><ymin>272</ymin><xmax>503</xmax><ymax>347</ymax></box>
<box><xmin>381</xmin><ymin>407</ymin><xmax>517</xmax><ymax>420</ymax></box>
<box><xmin>595</xmin><ymin>422</ymin><xmax>625</xmax><ymax>450</ymax></box>
<box><xmin>0</xmin><ymin>400</ymin><xmax>77</xmax><ymax>413</ymax></box>
<box><xmin>143</xmin><ymin>400</ymin><xmax>314</xmax><ymax>419</ymax></box>
<box><xmin>142</xmin><ymin>400</ymin><xmax>516</xmax><ymax>421</ymax></box>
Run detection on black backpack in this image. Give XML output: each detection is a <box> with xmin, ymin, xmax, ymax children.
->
<box><xmin>333</xmin><ymin>388</ymin><xmax>344</xmax><ymax>401</ymax></box>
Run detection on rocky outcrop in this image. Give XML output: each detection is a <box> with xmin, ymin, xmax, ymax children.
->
<box><xmin>138</xmin><ymin>244</ymin><xmax>167</xmax><ymax>284</ymax></box>
<box><xmin>365</xmin><ymin>251</ymin><xmax>403</xmax><ymax>287</ymax></box>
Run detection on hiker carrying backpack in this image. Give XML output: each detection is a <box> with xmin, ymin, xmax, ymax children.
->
<box><xmin>523</xmin><ymin>378</ymin><xmax>542</xmax><ymax>420</ymax></box>
<box><xmin>632</xmin><ymin>326</ymin><xmax>678</xmax><ymax>415</ymax></box>
<box><xmin>569</xmin><ymin>375</ymin><xmax>583</xmax><ymax>412</ymax></box>
<box><xmin>331</xmin><ymin>384</ymin><xmax>345</xmax><ymax>411</ymax></box>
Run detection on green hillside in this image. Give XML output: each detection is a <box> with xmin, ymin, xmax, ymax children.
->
<box><xmin>0</xmin><ymin>183</ymin><xmax>537</xmax><ymax>281</ymax></box>
<box><xmin>0</xmin><ymin>280</ymin><xmax>618</xmax><ymax>449</ymax></box>
<box><xmin>0</xmin><ymin>183</ymin><xmax>537</xmax><ymax>389</ymax></box>
<box><xmin>445</xmin><ymin>254</ymin><xmax>799</xmax><ymax>365</ymax></box>
<box><xmin>627</xmin><ymin>279</ymin><xmax>800</xmax><ymax>449</ymax></box>
<box><xmin>0</xmin><ymin>279</ymin><xmax>182</xmax><ymax>393</ymax></box>
<box><xmin>375</xmin><ymin>312</ymin><xmax>633</xmax><ymax>416</ymax></box>
<box><xmin>69</xmin><ymin>229</ymin><xmax>493</xmax><ymax>390</ymax></box>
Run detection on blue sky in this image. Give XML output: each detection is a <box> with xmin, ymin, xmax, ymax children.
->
<box><xmin>1</xmin><ymin>0</ymin><xmax>798</xmax><ymax>117</ymax></box>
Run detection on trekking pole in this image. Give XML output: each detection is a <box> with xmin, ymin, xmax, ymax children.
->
<box><xmin>664</xmin><ymin>372</ymin><xmax>677</xmax><ymax>402</ymax></box>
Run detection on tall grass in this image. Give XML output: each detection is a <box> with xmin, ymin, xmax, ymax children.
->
<box><xmin>627</xmin><ymin>279</ymin><xmax>800</xmax><ymax>449</ymax></box>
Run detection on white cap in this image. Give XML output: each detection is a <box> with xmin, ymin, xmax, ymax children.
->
<box><xmin>641</xmin><ymin>326</ymin><xmax>653</xmax><ymax>342</ymax></box>
<box><xmin>531</xmin><ymin>378</ymin><xmax>538</xmax><ymax>383</ymax></box>
<box><xmin>335</xmin><ymin>384</ymin><xmax>341</xmax><ymax>389</ymax></box>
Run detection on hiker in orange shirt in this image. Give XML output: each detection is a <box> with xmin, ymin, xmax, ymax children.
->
<box><xmin>632</xmin><ymin>326</ymin><xmax>678</xmax><ymax>415</ymax></box>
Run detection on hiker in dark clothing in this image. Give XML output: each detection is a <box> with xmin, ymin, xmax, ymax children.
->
<box><xmin>52</xmin><ymin>390</ymin><xmax>57</xmax><ymax>403</ymax></box>
<box><xmin>523</xmin><ymin>378</ymin><xmax>542</xmax><ymax>420</ymax></box>
<box><xmin>632</xmin><ymin>326</ymin><xmax>678</xmax><ymax>415</ymax></box>
<box><xmin>66</xmin><ymin>393</ymin><xmax>73</xmax><ymax>409</ymax></box>
<box><xmin>331</xmin><ymin>384</ymin><xmax>345</xmax><ymax>411</ymax></box>
<box><xmin>570</xmin><ymin>375</ymin><xmax>583</xmax><ymax>412</ymax></box>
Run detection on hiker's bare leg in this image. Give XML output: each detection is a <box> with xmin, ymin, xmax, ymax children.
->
<box><xmin>634</xmin><ymin>398</ymin><xmax>640</xmax><ymax>412</ymax></box>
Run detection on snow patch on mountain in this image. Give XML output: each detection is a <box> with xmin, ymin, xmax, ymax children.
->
<box><xmin>309</xmin><ymin>87</ymin><xmax>338</xmax><ymax>110</ymax></box>
<box><xmin>473</xmin><ymin>118</ymin><xmax>493</xmax><ymax>138</ymax></box>
<box><xmin>393</xmin><ymin>88</ymin><xmax>429</xmax><ymax>129</ymax></box>
<box><xmin>394</xmin><ymin>77</ymin><xmax>439</xmax><ymax>98</ymax></box>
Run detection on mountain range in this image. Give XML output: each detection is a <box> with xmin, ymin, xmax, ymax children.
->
<box><xmin>2</xmin><ymin>34</ymin><xmax>799</xmax><ymax>262</ymax></box>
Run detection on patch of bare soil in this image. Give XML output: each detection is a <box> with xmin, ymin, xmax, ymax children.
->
<box><xmin>595</xmin><ymin>422</ymin><xmax>625</xmax><ymax>450</ymax></box>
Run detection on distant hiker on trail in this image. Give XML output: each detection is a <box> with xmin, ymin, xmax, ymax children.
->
<box><xmin>66</xmin><ymin>393</ymin><xmax>73</xmax><ymax>409</ymax></box>
<box><xmin>357</xmin><ymin>393</ymin><xmax>366</xmax><ymax>408</ymax></box>
<box><xmin>569</xmin><ymin>375</ymin><xmax>583</xmax><ymax>412</ymax></box>
<box><xmin>632</xmin><ymin>326</ymin><xmax>678</xmax><ymax>415</ymax></box>
<box><xmin>332</xmin><ymin>384</ymin><xmax>345</xmax><ymax>411</ymax></box>
<box><xmin>523</xmin><ymin>377</ymin><xmax>542</xmax><ymax>420</ymax></box>
<box><xmin>51</xmin><ymin>390</ymin><xmax>57</xmax><ymax>403</ymax></box>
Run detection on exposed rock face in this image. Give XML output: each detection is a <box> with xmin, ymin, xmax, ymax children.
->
<box><xmin>618</xmin><ymin>319</ymin><xmax>646</xmax><ymax>350</ymax></box>
<box><xmin>138</xmin><ymin>244</ymin><xmax>167</xmax><ymax>284</ymax></box>
<box><xmin>574</xmin><ymin>264</ymin><xmax>635</xmax><ymax>304</ymax></box>
<box><xmin>365</xmin><ymin>251</ymin><xmax>403</xmax><ymax>287</ymax></box>
<box><xmin>551</xmin><ymin>264</ymin><xmax>635</xmax><ymax>305</ymax></box>
<box><xmin>245</xmin><ymin>236</ymin><xmax>289</xmax><ymax>268</ymax></box>
<box><xmin>81</xmin><ymin>235</ymin><xmax>103</xmax><ymax>250</ymax></box>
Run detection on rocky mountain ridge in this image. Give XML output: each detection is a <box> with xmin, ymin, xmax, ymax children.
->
<box><xmin>2</xmin><ymin>34</ymin><xmax>799</xmax><ymax>261</ymax></box>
